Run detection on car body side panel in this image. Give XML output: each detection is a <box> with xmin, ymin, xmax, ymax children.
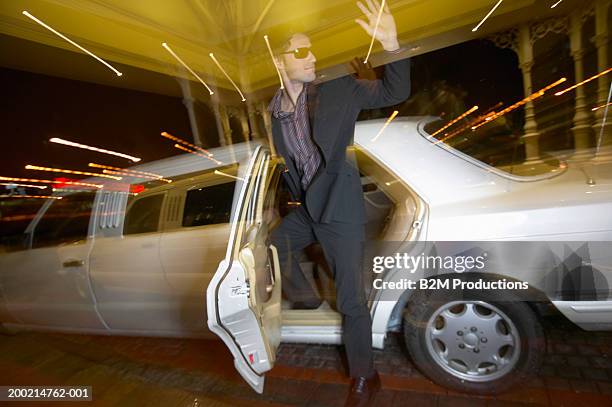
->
<box><xmin>159</xmin><ymin>224</ymin><xmax>230</xmax><ymax>333</ymax></box>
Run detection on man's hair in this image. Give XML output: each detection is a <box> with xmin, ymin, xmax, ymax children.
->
<box><xmin>271</xmin><ymin>31</ymin><xmax>307</xmax><ymax>55</ymax></box>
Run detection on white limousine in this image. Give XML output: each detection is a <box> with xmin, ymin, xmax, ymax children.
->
<box><xmin>1</xmin><ymin>117</ymin><xmax>611</xmax><ymax>395</ymax></box>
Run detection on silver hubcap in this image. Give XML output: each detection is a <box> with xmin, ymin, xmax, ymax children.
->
<box><xmin>425</xmin><ymin>301</ymin><xmax>521</xmax><ymax>382</ymax></box>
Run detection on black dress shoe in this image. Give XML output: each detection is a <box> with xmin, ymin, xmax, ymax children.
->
<box><xmin>344</xmin><ymin>370</ymin><xmax>381</xmax><ymax>407</ymax></box>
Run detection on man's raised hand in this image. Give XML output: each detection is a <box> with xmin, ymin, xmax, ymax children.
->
<box><xmin>355</xmin><ymin>0</ymin><xmax>399</xmax><ymax>52</ymax></box>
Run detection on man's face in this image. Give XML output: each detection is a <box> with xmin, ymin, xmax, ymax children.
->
<box><xmin>278</xmin><ymin>34</ymin><xmax>317</xmax><ymax>84</ymax></box>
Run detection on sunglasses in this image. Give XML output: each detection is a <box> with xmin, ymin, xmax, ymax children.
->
<box><xmin>281</xmin><ymin>46</ymin><xmax>312</xmax><ymax>59</ymax></box>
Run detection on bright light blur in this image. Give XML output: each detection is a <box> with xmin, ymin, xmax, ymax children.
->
<box><xmin>214</xmin><ymin>170</ymin><xmax>244</xmax><ymax>181</ymax></box>
<box><xmin>162</xmin><ymin>42</ymin><xmax>214</xmax><ymax>95</ymax></box>
<box><xmin>22</xmin><ymin>11</ymin><xmax>122</xmax><ymax>77</ymax></box>
<box><xmin>25</xmin><ymin>165</ymin><xmax>122</xmax><ymax>180</ymax></box>
<box><xmin>174</xmin><ymin>144</ymin><xmax>223</xmax><ymax>165</ymax></box>
<box><xmin>0</xmin><ymin>176</ymin><xmax>101</xmax><ymax>188</ymax></box>
<box><xmin>431</xmin><ymin>106</ymin><xmax>479</xmax><ymax>137</ymax></box>
<box><xmin>102</xmin><ymin>169</ymin><xmax>172</xmax><ymax>183</ymax></box>
<box><xmin>161</xmin><ymin>131</ymin><xmax>214</xmax><ymax>157</ymax></box>
<box><xmin>364</xmin><ymin>0</ymin><xmax>386</xmax><ymax>64</ymax></box>
<box><xmin>209</xmin><ymin>53</ymin><xmax>247</xmax><ymax>102</ymax></box>
<box><xmin>551</xmin><ymin>0</ymin><xmax>563</xmax><ymax>8</ymax></box>
<box><xmin>49</xmin><ymin>138</ymin><xmax>141</xmax><ymax>162</ymax></box>
<box><xmin>88</xmin><ymin>163</ymin><xmax>165</xmax><ymax>179</ymax></box>
<box><xmin>554</xmin><ymin>68</ymin><xmax>612</xmax><ymax>96</ymax></box>
<box><xmin>472</xmin><ymin>0</ymin><xmax>504</xmax><ymax>32</ymax></box>
<box><xmin>0</xmin><ymin>183</ymin><xmax>47</xmax><ymax>189</ymax></box>
<box><xmin>592</xmin><ymin>102</ymin><xmax>612</xmax><ymax>112</ymax></box>
<box><xmin>372</xmin><ymin>110</ymin><xmax>399</xmax><ymax>142</ymax></box>
<box><xmin>263</xmin><ymin>35</ymin><xmax>284</xmax><ymax>90</ymax></box>
<box><xmin>471</xmin><ymin>78</ymin><xmax>566</xmax><ymax>130</ymax></box>
<box><xmin>0</xmin><ymin>194</ymin><xmax>62</xmax><ymax>200</ymax></box>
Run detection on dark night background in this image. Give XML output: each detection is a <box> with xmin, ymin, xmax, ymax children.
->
<box><xmin>0</xmin><ymin>35</ymin><xmax>582</xmax><ymax>180</ymax></box>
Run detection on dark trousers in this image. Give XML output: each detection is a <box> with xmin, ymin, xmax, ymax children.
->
<box><xmin>270</xmin><ymin>206</ymin><xmax>374</xmax><ymax>378</ymax></box>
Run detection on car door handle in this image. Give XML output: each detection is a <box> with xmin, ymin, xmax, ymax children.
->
<box><xmin>62</xmin><ymin>259</ymin><xmax>85</xmax><ymax>268</ymax></box>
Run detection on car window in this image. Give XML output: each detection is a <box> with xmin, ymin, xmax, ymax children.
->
<box><xmin>123</xmin><ymin>194</ymin><xmax>164</xmax><ymax>235</ymax></box>
<box><xmin>354</xmin><ymin>146</ymin><xmax>418</xmax><ymax>241</ymax></box>
<box><xmin>31</xmin><ymin>192</ymin><xmax>96</xmax><ymax>249</ymax></box>
<box><xmin>182</xmin><ymin>181</ymin><xmax>236</xmax><ymax>227</ymax></box>
<box><xmin>0</xmin><ymin>198</ymin><xmax>46</xmax><ymax>252</ymax></box>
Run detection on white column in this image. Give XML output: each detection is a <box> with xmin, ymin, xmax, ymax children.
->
<box><xmin>209</xmin><ymin>91</ymin><xmax>228</xmax><ymax>147</ymax></box>
<box><xmin>593</xmin><ymin>0</ymin><xmax>611</xmax><ymax>153</ymax></box>
<box><xmin>246</xmin><ymin>101</ymin><xmax>261</xmax><ymax>140</ymax></box>
<box><xmin>569</xmin><ymin>12</ymin><xmax>595</xmax><ymax>156</ymax></box>
<box><xmin>517</xmin><ymin>24</ymin><xmax>541</xmax><ymax>162</ymax></box>
<box><xmin>238</xmin><ymin>107</ymin><xmax>251</xmax><ymax>142</ymax></box>
<box><xmin>177</xmin><ymin>78</ymin><xmax>203</xmax><ymax>147</ymax></box>
<box><xmin>218</xmin><ymin>105</ymin><xmax>233</xmax><ymax>146</ymax></box>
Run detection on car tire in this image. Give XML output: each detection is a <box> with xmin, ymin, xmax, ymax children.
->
<box><xmin>403</xmin><ymin>279</ymin><xmax>544</xmax><ymax>395</ymax></box>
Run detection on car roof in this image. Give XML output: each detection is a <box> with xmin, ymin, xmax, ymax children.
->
<box><xmin>79</xmin><ymin>142</ymin><xmax>263</xmax><ymax>189</ymax></box>
<box><xmin>354</xmin><ymin>117</ymin><xmax>612</xmax><ymax>206</ymax></box>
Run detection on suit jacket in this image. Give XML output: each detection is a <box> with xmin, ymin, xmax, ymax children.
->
<box><xmin>271</xmin><ymin>56</ymin><xmax>411</xmax><ymax>225</ymax></box>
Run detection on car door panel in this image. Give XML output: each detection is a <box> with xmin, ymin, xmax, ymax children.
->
<box><xmin>207</xmin><ymin>147</ymin><xmax>282</xmax><ymax>393</ymax></box>
<box><xmin>89</xmin><ymin>192</ymin><xmax>175</xmax><ymax>331</ymax></box>
<box><xmin>0</xmin><ymin>192</ymin><xmax>104</xmax><ymax>329</ymax></box>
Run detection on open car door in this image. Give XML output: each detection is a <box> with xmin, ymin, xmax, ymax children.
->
<box><xmin>207</xmin><ymin>146</ymin><xmax>282</xmax><ymax>393</ymax></box>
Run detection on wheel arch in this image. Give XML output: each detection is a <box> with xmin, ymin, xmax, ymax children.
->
<box><xmin>385</xmin><ymin>272</ymin><xmax>553</xmax><ymax>333</ymax></box>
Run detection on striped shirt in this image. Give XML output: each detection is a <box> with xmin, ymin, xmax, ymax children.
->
<box><xmin>269</xmin><ymin>86</ymin><xmax>322</xmax><ymax>191</ymax></box>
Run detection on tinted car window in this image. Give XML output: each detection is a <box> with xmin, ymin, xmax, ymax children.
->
<box><xmin>123</xmin><ymin>194</ymin><xmax>164</xmax><ymax>235</ymax></box>
<box><xmin>0</xmin><ymin>198</ymin><xmax>46</xmax><ymax>252</ymax></box>
<box><xmin>31</xmin><ymin>192</ymin><xmax>95</xmax><ymax>249</ymax></box>
<box><xmin>182</xmin><ymin>181</ymin><xmax>236</xmax><ymax>227</ymax></box>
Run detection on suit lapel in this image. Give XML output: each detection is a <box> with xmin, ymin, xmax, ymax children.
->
<box><xmin>271</xmin><ymin>117</ymin><xmax>300</xmax><ymax>197</ymax></box>
<box><xmin>307</xmin><ymin>83</ymin><xmax>328</xmax><ymax>166</ymax></box>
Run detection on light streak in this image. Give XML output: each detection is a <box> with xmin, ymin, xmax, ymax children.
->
<box><xmin>431</xmin><ymin>106</ymin><xmax>479</xmax><ymax>137</ymax></box>
<box><xmin>101</xmin><ymin>170</ymin><xmax>148</xmax><ymax>178</ymax></box>
<box><xmin>22</xmin><ymin>11</ymin><xmax>122</xmax><ymax>77</ymax></box>
<box><xmin>0</xmin><ymin>194</ymin><xmax>62</xmax><ymax>200</ymax></box>
<box><xmin>161</xmin><ymin>131</ymin><xmax>213</xmax><ymax>157</ymax></box>
<box><xmin>551</xmin><ymin>0</ymin><xmax>563</xmax><ymax>8</ymax></box>
<box><xmin>25</xmin><ymin>165</ymin><xmax>122</xmax><ymax>180</ymax></box>
<box><xmin>209</xmin><ymin>53</ymin><xmax>246</xmax><ymax>102</ymax></box>
<box><xmin>472</xmin><ymin>0</ymin><xmax>504</xmax><ymax>32</ymax></box>
<box><xmin>214</xmin><ymin>170</ymin><xmax>245</xmax><ymax>181</ymax></box>
<box><xmin>52</xmin><ymin>188</ymin><xmax>100</xmax><ymax>193</ymax></box>
<box><xmin>364</xmin><ymin>0</ymin><xmax>386</xmax><ymax>64</ymax></box>
<box><xmin>162</xmin><ymin>42</ymin><xmax>214</xmax><ymax>95</ymax></box>
<box><xmin>174</xmin><ymin>144</ymin><xmax>223</xmax><ymax>165</ymax></box>
<box><xmin>0</xmin><ymin>182</ymin><xmax>47</xmax><ymax>189</ymax></box>
<box><xmin>471</xmin><ymin>78</ymin><xmax>566</xmax><ymax>131</ymax></box>
<box><xmin>371</xmin><ymin>110</ymin><xmax>399</xmax><ymax>142</ymax></box>
<box><xmin>441</xmin><ymin>102</ymin><xmax>503</xmax><ymax>142</ymax></box>
<box><xmin>49</xmin><ymin>138</ymin><xmax>141</xmax><ymax>162</ymax></box>
<box><xmin>102</xmin><ymin>169</ymin><xmax>172</xmax><ymax>183</ymax></box>
<box><xmin>263</xmin><ymin>35</ymin><xmax>284</xmax><ymax>90</ymax></box>
<box><xmin>592</xmin><ymin>102</ymin><xmax>612</xmax><ymax>112</ymax></box>
<box><xmin>88</xmin><ymin>163</ymin><xmax>164</xmax><ymax>179</ymax></box>
<box><xmin>554</xmin><ymin>68</ymin><xmax>612</xmax><ymax>96</ymax></box>
<box><xmin>596</xmin><ymin>82</ymin><xmax>612</xmax><ymax>153</ymax></box>
<box><xmin>0</xmin><ymin>176</ymin><xmax>101</xmax><ymax>188</ymax></box>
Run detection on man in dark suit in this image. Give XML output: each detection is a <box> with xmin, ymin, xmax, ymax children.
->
<box><xmin>268</xmin><ymin>1</ymin><xmax>410</xmax><ymax>405</ymax></box>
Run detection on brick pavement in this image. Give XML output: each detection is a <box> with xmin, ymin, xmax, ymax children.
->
<box><xmin>0</xmin><ymin>315</ymin><xmax>611</xmax><ymax>406</ymax></box>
